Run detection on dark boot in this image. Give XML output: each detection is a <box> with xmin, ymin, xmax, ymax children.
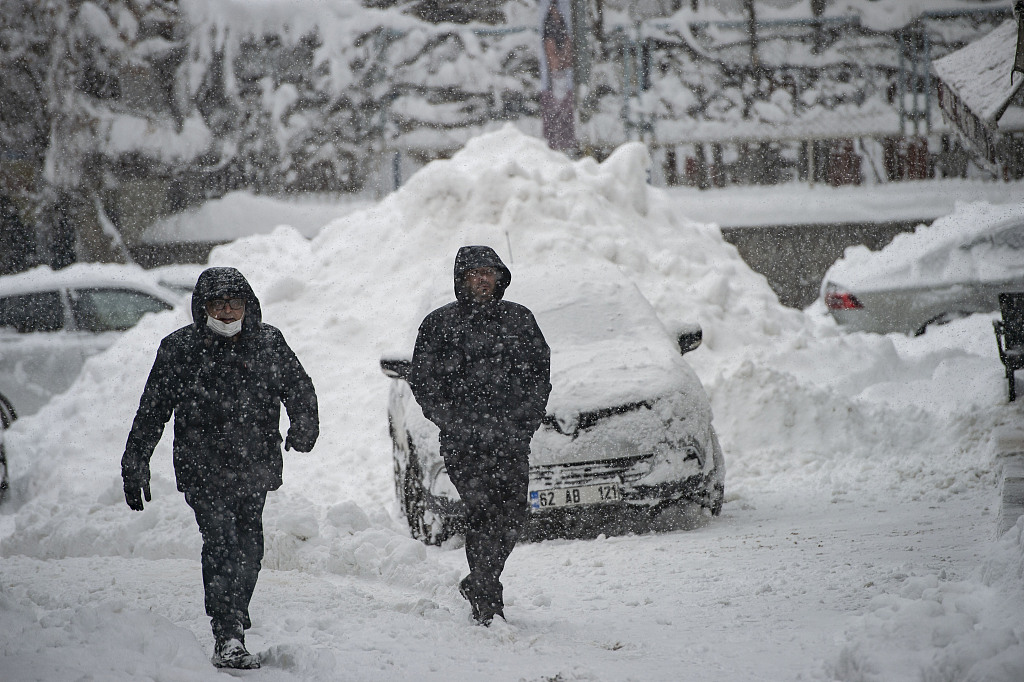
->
<box><xmin>211</xmin><ymin>637</ymin><xmax>260</xmax><ymax>669</ymax></box>
<box><xmin>460</xmin><ymin>575</ymin><xmax>504</xmax><ymax>626</ymax></box>
<box><xmin>458</xmin><ymin>575</ymin><xmax>490</xmax><ymax>625</ymax></box>
<box><xmin>478</xmin><ymin>579</ymin><xmax>504</xmax><ymax>625</ymax></box>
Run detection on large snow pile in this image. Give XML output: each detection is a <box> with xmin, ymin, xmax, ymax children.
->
<box><xmin>2</xmin><ymin>127</ymin><xmax>1023</xmax><ymax>680</ymax></box>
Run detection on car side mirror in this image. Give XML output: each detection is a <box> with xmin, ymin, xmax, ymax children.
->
<box><xmin>380</xmin><ymin>358</ymin><xmax>411</xmax><ymax>380</ymax></box>
<box><xmin>676</xmin><ymin>324</ymin><xmax>703</xmax><ymax>355</ymax></box>
<box><xmin>960</xmin><ymin>234</ymin><xmax>993</xmax><ymax>250</ymax></box>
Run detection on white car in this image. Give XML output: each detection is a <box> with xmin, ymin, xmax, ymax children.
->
<box><xmin>822</xmin><ymin>203</ymin><xmax>1024</xmax><ymax>335</ymax></box>
<box><xmin>147</xmin><ymin>263</ymin><xmax>205</xmax><ymax>298</ymax></box>
<box><xmin>381</xmin><ymin>260</ymin><xmax>725</xmax><ymax>544</ymax></box>
<box><xmin>0</xmin><ymin>263</ymin><xmax>180</xmax><ymax>418</ymax></box>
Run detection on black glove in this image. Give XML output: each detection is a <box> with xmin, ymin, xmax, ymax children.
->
<box><xmin>285</xmin><ymin>432</ymin><xmax>313</xmax><ymax>453</ymax></box>
<box><xmin>123</xmin><ymin>460</ymin><xmax>151</xmax><ymax>511</ymax></box>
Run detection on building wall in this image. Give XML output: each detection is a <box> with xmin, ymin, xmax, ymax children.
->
<box><xmin>721</xmin><ymin>220</ymin><xmax>922</xmax><ymax>309</ymax></box>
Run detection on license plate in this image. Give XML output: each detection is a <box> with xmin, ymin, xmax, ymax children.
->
<box><xmin>530</xmin><ymin>484</ymin><xmax>620</xmax><ymax>510</ymax></box>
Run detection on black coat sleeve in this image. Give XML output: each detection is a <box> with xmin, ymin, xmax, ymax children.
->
<box><xmin>408</xmin><ymin>312</ymin><xmax>456</xmax><ymax>432</ymax></box>
<box><xmin>121</xmin><ymin>336</ymin><xmax>183</xmax><ymax>484</ymax></box>
<box><xmin>510</xmin><ymin>308</ymin><xmax>551</xmax><ymax>433</ymax></box>
<box><xmin>274</xmin><ymin>330</ymin><xmax>319</xmax><ymax>452</ymax></box>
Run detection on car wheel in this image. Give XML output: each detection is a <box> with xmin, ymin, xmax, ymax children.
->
<box><xmin>651</xmin><ymin>500</ymin><xmax>707</xmax><ymax>532</ymax></box>
<box><xmin>403</xmin><ymin>456</ymin><xmax>456</xmax><ymax>546</ymax></box>
<box><xmin>914</xmin><ymin>311</ymin><xmax>970</xmax><ymax>336</ymax></box>
<box><xmin>394</xmin><ymin>427</ymin><xmax>454</xmax><ymax>546</ymax></box>
<box><xmin>0</xmin><ymin>393</ymin><xmax>11</xmax><ymax>505</ymax></box>
<box><xmin>0</xmin><ymin>442</ymin><xmax>8</xmax><ymax>505</ymax></box>
<box><xmin>708</xmin><ymin>482</ymin><xmax>724</xmax><ymax>516</ymax></box>
<box><xmin>389</xmin><ymin>417</ymin><xmax>408</xmax><ymax>515</ymax></box>
<box><xmin>707</xmin><ymin>429</ymin><xmax>725</xmax><ymax>516</ymax></box>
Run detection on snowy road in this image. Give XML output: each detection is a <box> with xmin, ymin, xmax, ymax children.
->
<box><xmin>0</xmin><ymin>475</ymin><xmax>1000</xmax><ymax>681</ymax></box>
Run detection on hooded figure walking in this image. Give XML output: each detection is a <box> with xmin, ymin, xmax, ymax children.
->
<box><xmin>409</xmin><ymin>246</ymin><xmax>551</xmax><ymax>625</ymax></box>
<box><xmin>121</xmin><ymin>267</ymin><xmax>319</xmax><ymax>669</ymax></box>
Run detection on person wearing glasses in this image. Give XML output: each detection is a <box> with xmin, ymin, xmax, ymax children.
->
<box><xmin>409</xmin><ymin>246</ymin><xmax>551</xmax><ymax>625</ymax></box>
<box><xmin>121</xmin><ymin>266</ymin><xmax>318</xmax><ymax>669</ymax></box>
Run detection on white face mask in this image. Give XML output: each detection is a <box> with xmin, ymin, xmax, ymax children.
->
<box><xmin>206</xmin><ymin>315</ymin><xmax>243</xmax><ymax>337</ymax></box>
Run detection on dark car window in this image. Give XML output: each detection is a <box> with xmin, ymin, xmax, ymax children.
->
<box><xmin>70</xmin><ymin>288</ymin><xmax>172</xmax><ymax>332</ymax></box>
<box><xmin>0</xmin><ymin>291</ymin><xmax>64</xmax><ymax>333</ymax></box>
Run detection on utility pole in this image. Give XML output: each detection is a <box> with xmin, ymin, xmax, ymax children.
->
<box><xmin>744</xmin><ymin>0</ymin><xmax>759</xmax><ymax>71</ymax></box>
<box><xmin>811</xmin><ymin>0</ymin><xmax>826</xmax><ymax>53</ymax></box>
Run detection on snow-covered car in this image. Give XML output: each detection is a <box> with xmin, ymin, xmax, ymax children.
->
<box><xmin>822</xmin><ymin>203</ymin><xmax>1024</xmax><ymax>335</ymax></box>
<box><xmin>380</xmin><ymin>260</ymin><xmax>725</xmax><ymax>545</ymax></box>
<box><xmin>147</xmin><ymin>263</ymin><xmax>205</xmax><ymax>298</ymax></box>
<box><xmin>0</xmin><ymin>263</ymin><xmax>179</xmax><ymax>418</ymax></box>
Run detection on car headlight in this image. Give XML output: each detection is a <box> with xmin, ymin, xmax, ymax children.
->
<box><xmin>678</xmin><ymin>439</ymin><xmax>705</xmax><ymax>468</ymax></box>
<box><xmin>640</xmin><ymin>436</ymin><xmax>705</xmax><ymax>485</ymax></box>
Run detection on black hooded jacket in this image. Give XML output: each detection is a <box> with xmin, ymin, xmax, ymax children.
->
<box><xmin>409</xmin><ymin>246</ymin><xmax>551</xmax><ymax>447</ymax></box>
<box><xmin>122</xmin><ymin>267</ymin><xmax>319</xmax><ymax>494</ymax></box>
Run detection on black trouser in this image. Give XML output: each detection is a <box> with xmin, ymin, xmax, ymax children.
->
<box><xmin>185</xmin><ymin>487</ymin><xmax>268</xmax><ymax>642</ymax></box>
<box><xmin>442</xmin><ymin>433</ymin><xmax>530</xmax><ymax>610</ymax></box>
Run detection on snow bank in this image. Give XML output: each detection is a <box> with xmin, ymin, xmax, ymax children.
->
<box><xmin>711</xmin><ymin>314</ymin><xmax>1010</xmax><ymax>500</ymax></box>
<box><xmin>827</xmin><ymin>511</ymin><xmax>1024</xmax><ymax>682</ymax></box>
<box><xmin>0</xmin><ymin>595</ymin><xmax>220</xmax><ymax>681</ymax></box>
<box><xmin>830</xmin><ymin>572</ymin><xmax>1024</xmax><ymax>682</ymax></box>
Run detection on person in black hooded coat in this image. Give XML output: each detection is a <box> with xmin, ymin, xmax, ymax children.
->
<box><xmin>409</xmin><ymin>245</ymin><xmax>551</xmax><ymax>625</ymax></box>
<box><xmin>121</xmin><ymin>267</ymin><xmax>318</xmax><ymax>669</ymax></box>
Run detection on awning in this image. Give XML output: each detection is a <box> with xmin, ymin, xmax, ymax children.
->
<box><xmin>932</xmin><ymin>18</ymin><xmax>1024</xmax><ymax>167</ymax></box>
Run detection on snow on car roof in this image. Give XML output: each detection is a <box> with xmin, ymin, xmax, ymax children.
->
<box><xmin>824</xmin><ymin>200</ymin><xmax>1024</xmax><ymax>292</ymax></box>
<box><xmin>0</xmin><ymin>263</ymin><xmax>180</xmax><ymax>303</ymax></box>
<box><xmin>516</xmin><ymin>260</ymin><xmax>698</xmax><ymax>416</ymax></box>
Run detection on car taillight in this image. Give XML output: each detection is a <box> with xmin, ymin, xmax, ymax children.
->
<box><xmin>825</xmin><ymin>289</ymin><xmax>863</xmax><ymax>310</ymax></box>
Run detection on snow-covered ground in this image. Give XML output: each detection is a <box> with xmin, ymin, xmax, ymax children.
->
<box><xmin>2</xmin><ymin>127</ymin><xmax>1023</xmax><ymax>681</ymax></box>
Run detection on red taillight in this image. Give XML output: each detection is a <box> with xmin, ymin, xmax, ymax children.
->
<box><xmin>825</xmin><ymin>290</ymin><xmax>863</xmax><ymax>310</ymax></box>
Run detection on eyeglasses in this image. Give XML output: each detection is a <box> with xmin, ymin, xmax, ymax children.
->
<box><xmin>466</xmin><ymin>267</ymin><xmax>498</xmax><ymax>280</ymax></box>
<box><xmin>205</xmin><ymin>298</ymin><xmax>245</xmax><ymax>313</ymax></box>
